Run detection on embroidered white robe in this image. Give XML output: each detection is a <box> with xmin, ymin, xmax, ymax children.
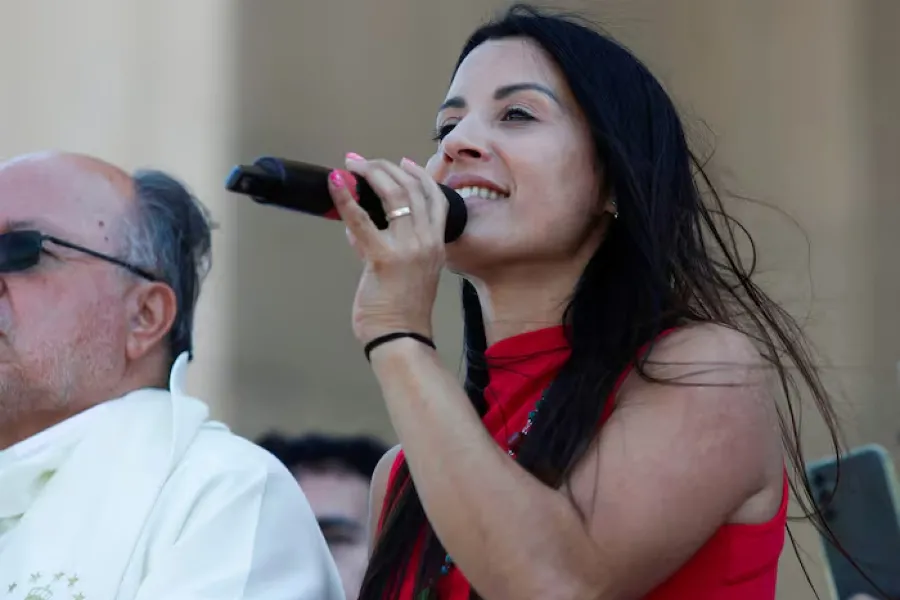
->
<box><xmin>0</xmin><ymin>353</ymin><xmax>344</xmax><ymax>600</ymax></box>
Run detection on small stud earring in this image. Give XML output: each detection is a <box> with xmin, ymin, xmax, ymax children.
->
<box><xmin>610</xmin><ymin>199</ymin><xmax>619</xmax><ymax>220</ymax></box>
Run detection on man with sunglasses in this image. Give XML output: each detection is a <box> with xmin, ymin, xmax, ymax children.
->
<box><xmin>0</xmin><ymin>152</ymin><xmax>343</xmax><ymax>600</ymax></box>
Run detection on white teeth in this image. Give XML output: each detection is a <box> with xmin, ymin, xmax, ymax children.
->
<box><xmin>455</xmin><ymin>186</ymin><xmax>506</xmax><ymax>200</ymax></box>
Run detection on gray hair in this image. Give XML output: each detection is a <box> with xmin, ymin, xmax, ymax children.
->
<box><xmin>123</xmin><ymin>170</ymin><xmax>213</xmax><ymax>362</ymax></box>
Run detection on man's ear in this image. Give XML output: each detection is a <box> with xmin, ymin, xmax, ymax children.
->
<box><xmin>124</xmin><ymin>282</ymin><xmax>178</xmax><ymax>361</ymax></box>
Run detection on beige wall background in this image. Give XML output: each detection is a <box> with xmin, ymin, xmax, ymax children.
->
<box><xmin>1</xmin><ymin>1</ymin><xmax>897</xmax><ymax>597</ymax></box>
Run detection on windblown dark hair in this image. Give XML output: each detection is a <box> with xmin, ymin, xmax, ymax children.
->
<box><xmin>360</xmin><ymin>4</ymin><xmax>853</xmax><ymax>599</ymax></box>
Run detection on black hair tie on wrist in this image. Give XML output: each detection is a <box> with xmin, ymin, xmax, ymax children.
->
<box><xmin>364</xmin><ymin>332</ymin><xmax>436</xmax><ymax>362</ymax></box>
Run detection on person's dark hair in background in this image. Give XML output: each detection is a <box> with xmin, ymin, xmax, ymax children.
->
<box><xmin>258</xmin><ymin>432</ymin><xmax>389</xmax><ymax>600</ymax></box>
<box><xmin>258</xmin><ymin>432</ymin><xmax>388</xmax><ymax>480</ymax></box>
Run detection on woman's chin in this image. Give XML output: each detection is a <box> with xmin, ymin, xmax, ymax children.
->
<box><xmin>445</xmin><ymin>237</ymin><xmax>507</xmax><ymax>281</ymax></box>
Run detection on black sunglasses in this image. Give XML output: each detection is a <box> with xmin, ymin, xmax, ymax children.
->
<box><xmin>0</xmin><ymin>229</ymin><xmax>157</xmax><ymax>281</ymax></box>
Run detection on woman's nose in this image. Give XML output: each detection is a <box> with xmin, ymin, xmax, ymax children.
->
<box><xmin>441</xmin><ymin>120</ymin><xmax>489</xmax><ymax>163</ymax></box>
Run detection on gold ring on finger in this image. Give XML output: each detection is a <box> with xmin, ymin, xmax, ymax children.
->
<box><xmin>386</xmin><ymin>206</ymin><xmax>412</xmax><ymax>221</ymax></box>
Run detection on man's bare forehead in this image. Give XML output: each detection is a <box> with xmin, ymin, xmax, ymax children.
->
<box><xmin>0</xmin><ymin>152</ymin><xmax>134</xmax><ymax>241</ymax></box>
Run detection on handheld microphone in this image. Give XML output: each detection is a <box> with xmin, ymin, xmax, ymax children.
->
<box><xmin>224</xmin><ymin>156</ymin><xmax>467</xmax><ymax>243</ymax></box>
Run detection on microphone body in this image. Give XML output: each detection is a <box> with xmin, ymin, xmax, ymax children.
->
<box><xmin>225</xmin><ymin>157</ymin><xmax>467</xmax><ymax>243</ymax></box>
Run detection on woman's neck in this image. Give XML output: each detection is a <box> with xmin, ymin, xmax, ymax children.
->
<box><xmin>466</xmin><ymin>217</ymin><xmax>607</xmax><ymax>346</ymax></box>
<box><xmin>470</xmin><ymin>262</ymin><xmax>582</xmax><ymax>346</ymax></box>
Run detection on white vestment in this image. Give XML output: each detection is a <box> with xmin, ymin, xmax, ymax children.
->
<box><xmin>0</xmin><ymin>354</ymin><xmax>344</xmax><ymax>600</ymax></box>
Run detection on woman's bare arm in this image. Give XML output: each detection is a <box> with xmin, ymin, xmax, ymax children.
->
<box><xmin>368</xmin><ymin>323</ymin><xmax>781</xmax><ymax>600</ymax></box>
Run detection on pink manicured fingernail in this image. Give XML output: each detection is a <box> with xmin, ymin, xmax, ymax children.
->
<box><xmin>346</xmin><ymin>152</ymin><xmax>364</xmax><ymax>161</ymax></box>
<box><xmin>328</xmin><ymin>170</ymin><xmax>345</xmax><ymax>188</ymax></box>
<box><xmin>401</xmin><ymin>157</ymin><xmax>417</xmax><ymax>167</ymax></box>
<box><xmin>337</xmin><ymin>169</ymin><xmax>359</xmax><ymax>200</ymax></box>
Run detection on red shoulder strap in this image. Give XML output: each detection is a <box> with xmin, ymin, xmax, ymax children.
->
<box><xmin>601</xmin><ymin>328</ymin><xmax>680</xmax><ymax>423</ymax></box>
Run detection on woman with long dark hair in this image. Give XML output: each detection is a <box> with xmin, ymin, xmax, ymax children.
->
<box><xmin>326</xmin><ymin>5</ymin><xmax>841</xmax><ymax>599</ymax></box>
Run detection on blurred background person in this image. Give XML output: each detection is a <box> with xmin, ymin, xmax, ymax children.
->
<box><xmin>258</xmin><ymin>432</ymin><xmax>389</xmax><ymax>600</ymax></box>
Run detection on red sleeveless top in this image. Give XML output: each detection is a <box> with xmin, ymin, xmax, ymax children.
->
<box><xmin>381</xmin><ymin>326</ymin><xmax>787</xmax><ymax>599</ymax></box>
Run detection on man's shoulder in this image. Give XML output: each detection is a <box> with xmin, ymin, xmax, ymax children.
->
<box><xmin>145</xmin><ymin>421</ymin><xmax>312</xmax><ymax>540</ymax></box>
<box><xmin>174</xmin><ymin>422</ymin><xmax>298</xmax><ymax>494</ymax></box>
<box><xmin>137</xmin><ymin>423</ymin><xmax>343</xmax><ymax>599</ymax></box>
